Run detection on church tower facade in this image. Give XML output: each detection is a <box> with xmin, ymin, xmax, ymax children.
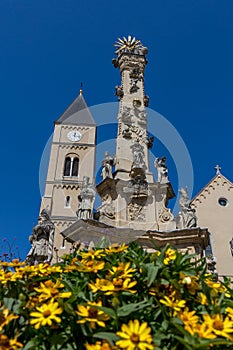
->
<box><xmin>40</xmin><ymin>90</ymin><xmax>96</xmax><ymax>259</ymax></box>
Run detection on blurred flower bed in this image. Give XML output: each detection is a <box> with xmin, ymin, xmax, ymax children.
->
<box><xmin>0</xmin><ymin>241</ymin><xmax>233</xmax><ymax>350</ymax></box>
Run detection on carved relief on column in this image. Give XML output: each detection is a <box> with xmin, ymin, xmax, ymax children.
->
<box><xmin>129</xmin><ymin>67</ymin><xmax>143</xmax><ymax>94</ymax></box>
<box><xmin>98</xmin><ymin>194</ymin><xmax>116</xmax><ymax>220</ymax></box>
<box><xmin>158</xmin><ymin>206</ymin><xmax>174</xmax><ymax>224</ymax></box>
<box><xmin>128</xmin><ymin>200</ymin><xmax>145</xmax><ymax>221</ymax></box>
<box><xmin>130</xmin><ymin>140</ymin><xmax>146</xmax><ymax>171</ymax></box>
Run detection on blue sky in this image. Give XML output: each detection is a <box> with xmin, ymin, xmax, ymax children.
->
<box><xmin>0</xmin><ymin>0</ymin><xmax>232</xmax><ymax>260</ymax></box>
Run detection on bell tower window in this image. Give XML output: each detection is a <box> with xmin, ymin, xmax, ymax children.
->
<box><xmin>64</xmin><ymin>157</ymin><xmax>71</xmax><ymax>176</ymax></box>
<box><xmin>63</xmin><ymin>156</ymin><xmax>79</xmax><ymax>177</ymax></box>
<box><xmin>72</xmin><ymin>158</ymin><xmax>79</xmax><ymax>176</ymax></box>
<box><xmin>65</xmin><ymin>196</ymin><xmax>71</xmax><ymax>208</ymax></box>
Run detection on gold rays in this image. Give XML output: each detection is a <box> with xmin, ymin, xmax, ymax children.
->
<box><xmin>114</xmin><ymin>36</ymin><xmax>143</xmax><ymax>54</ymax></box>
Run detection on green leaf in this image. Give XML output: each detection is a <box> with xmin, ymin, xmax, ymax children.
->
<box><xmin>117</xmin><ymin>300</ymin><xmax>151</xmax><ymax>317</ymax></box>
<box><xmin>49</xmin><ymin>333</ymin><xmax>68</xmax><ymax>348</ymax></box>
<box><xmin>23</xmin><ymin>339</ymin><xmax>39</xmax><ymax>350</ymax></box>
<box><xmin>93</xmin><ymin>332</ymin><xmax>119</xmax><ymax>345</ymax></box>
<box><xmin>146</xmin><ymin>264</ymin><xmax>159</xmax><ymax>287</ymax></box>
<box><xmin>3</xmin><ymin>297</ymin><xmax>15</xmax><ymax>310</ymax></box>
<box><xmin>95</xmin><ymin>306</ymin><xmax>116</xmax><ymax>319</ymax></box>
<box><xmin>174</xmin><ymin>336</ymin><xmax>194</xmax><ymax>350</ymax></box>
<box><xmin>63</xmin><ymin>301</ymin><xmax>75</xmax><ymax>315</ymax></box>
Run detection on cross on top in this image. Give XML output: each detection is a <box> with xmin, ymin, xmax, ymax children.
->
<box><xmin>215</xmin><ymin>165</ymin><xmax>221</xmax><ymax>175</ymax></box>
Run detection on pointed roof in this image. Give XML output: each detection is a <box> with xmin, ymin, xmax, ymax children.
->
<box><xmin>191</xmin><ymin>167</ymin><xmax>233</xmax><ymax>205</ymax></box>
<box><xmin>55</xmin><ymin>90</ymin><xmax>96</xmax><ymax>126</ymax></box>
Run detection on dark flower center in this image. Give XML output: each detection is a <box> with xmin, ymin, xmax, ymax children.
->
<box><xmin>130</xmin><ymin>333</ymin><xmax>140</xmax><ymax>343</ymax></box>
<box><xmin>43</xmin><ymin>310</ymin><xmax>51</xmax><ymax>318</ymax></box>
<box><xmin>88</xmin><ymin>308</ymin><xmax>98</xmax><ymax>318</ymax></box>
<box><xmin>114</xmin><ymin>279</ymin><xmax>123</xmax><ymax>287</ymax></box>
<box><xmin>213</xmin><ymin>320</ymin><xmax>223</xmax><ymax>331</ymax></box>
<box><xmin>0</xmin><ymin>313</ymin><xmax>5</xmax><ymax>324</ymax></box>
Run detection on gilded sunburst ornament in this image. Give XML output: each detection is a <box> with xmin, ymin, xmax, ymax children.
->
<box><xmin>114</xmin><ymin>36</ymin><xmax>144</xmax><ymax>54</ymax></box>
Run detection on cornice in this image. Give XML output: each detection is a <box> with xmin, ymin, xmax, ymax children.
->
<box><xmin>53</xmin><ymin>183</ymin><xmax>80</xmax><ymax>190</ymax></box>
<box><xmin>59</xmin><ymin>144</ymin><xmax>89</xmax><ymax>150</ymax></box>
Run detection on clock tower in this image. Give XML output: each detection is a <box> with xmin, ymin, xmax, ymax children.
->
<box><xmin>40</xmin><ymin>89</ymin><xmax>96</xmax><ymax>259</ymax></box>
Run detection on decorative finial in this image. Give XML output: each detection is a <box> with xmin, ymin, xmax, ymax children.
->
<box><xmin>114</xmin><ymin>36</ymin><xmax>148</xmax><ymax>55</ymax></box>
<box><xmin>215</xmin><ymin>165</ymin><xmax>221</xmax><ymax>175</ymax></box>
<box><xmin>80</xmin><ymin>82</ymin><xmax>83</xmax><ymax>95</ymax></box>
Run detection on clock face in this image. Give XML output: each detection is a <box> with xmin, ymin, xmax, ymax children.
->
<box><xmin>67</xmin><ymin>130</ymin><xmax>82</xmax><ymax>142</ymax></box>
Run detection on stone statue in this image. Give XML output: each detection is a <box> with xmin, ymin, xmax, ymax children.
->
<box><xmin>115</xmin><ymin>85</ymin><xmax>124</xmax><ymax>100</ymax></box>
<box><xmin>144</xmin><ymin>95</ymin><xmax>149</xmax><ymax>107</ymax></box>
<box><xmin>131</xmin><ymin>140</ymin><xmax>146</xmax><ymax>171</ymax></box>
<box><xmin>177</xmin><ymin>187</ymin><xmax>197</xmax><ymax>229</ymax></box>
<box><xmin>147</xmin><ymin>136</ymin><xmax>154</xmax><ymax>149</ymax></box>
<box><xmin>230</xmin><ymin>238</ymin><xmax>233</xmax><ymax>256</ymax></box>
<box><xmin>77</xmin><ymin>176</ymin><xmax>96</xmax><ymax>220</ymax></box>
<box><xmin>27</xmin><ymin>209</ymin><xmax>54</xmax><ymax>264</ymax></box>
<box><xmin>206</xmin><ymin>255</ymin><xmax>218</xmax><ymax>280</ymax></box>
<box><xmin>101</xmin><ymin>152</ymin><xmax>115</xmax><ymax>179</ymax></box>
<box><xmin>154</xmin><ymin>157</ymin><xmax>169</xmax><ymax>184</ymax></box>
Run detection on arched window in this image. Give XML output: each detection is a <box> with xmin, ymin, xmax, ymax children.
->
<box><xmin>72</xmin><ymin>158</ymin><xmax>79</xmax><ymax>176</ymax></box>
<box><xmin>64</xmin><ymin>157</ymin><xmax>71</xmax><ymax>176</ymax></box>
<box><xmin>65</xmin><ymin>196</ymin><xmax>71</xmax><ymax>208</ymax></box>
<box><xmin>63</xmin><ymin>156</ymin><xmax>79</xmax><ymax>177</ymax></box>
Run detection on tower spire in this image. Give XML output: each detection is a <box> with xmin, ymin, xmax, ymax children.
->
<box><xmin>80</xmin><ymin>82</ymin><xmax>83</xmax><ymax>95</ymax></box>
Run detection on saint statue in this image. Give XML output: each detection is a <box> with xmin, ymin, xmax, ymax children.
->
<box><xmin>101</xmin><ymin>152</ymin><xmax>115</xmax><ymax>179</ymax></box>
<box><xmin>77</xmin><ymin>176</ymin><xmax>96</xmax><ymax>220</ymax></box>
<box><xmin>27</xmin><ymin>209</ymin><xmax>54</xmax><ymax>264</ymax></box>
<box><xmin>177</xmin><ymin>187</ymin><xmax>197</xmax><ymax>229</ymax></box>
<box><xmin>154</xmin><ymin>157</ymin><xmax>169</xmax><ymax>184</ymax></box>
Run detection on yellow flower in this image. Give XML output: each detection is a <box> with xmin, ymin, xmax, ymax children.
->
<box><xmin>18</xmin><ymin>263</ymin><xmax>62</xmax><ymax>278</ymax></box>
<box><xmin>34</xmin><ymin>280</ymin><xmax>72</xmax><ymax>302</ymax></box>
<box><xmin>85</xmin><ymin>341</ymin><xmax>112</xmax><ymax>350</ymax></box>
<box><xmin>203</xmin><ymin>313</ymin><xmax>233</xmax><ymax>340</ymax></box>
<box><xmin>0</xmin><ymin>308</ymin><xmax>19</xmax><ymax>332</ymax></box>
<box><xmin>89</xmin><ymin>278</ymin><xmax>115</xmax><ymax>293</ymax></box>
<box><xmin>105</xmin><ymin>243</ymin><xmax>128</xmax><ymax>254</ymax></box>
<box><xmin>77</xmin><ymin>260</ymin><xmax>105</xmax><ymax>273</ymax></box>
<box><xmin>107</xmin><ymin>262</ymin><xmax>136</xmax><ymax>279</ymax></box>
<box><xmin>205</xmin><ymin>279</ymin><xmax>228</xmax><ymax>296</ymax></box>
<box><xmin>116</xmin><ymin>319</ymin><xmax>154</xmax><ymax>350</ymax></box>
<box><xmin>160</xmin><ymin>296</ymin><xmax>186</xmax><ymax>316</ymax></box>
<box><xmin>179</xmin><ymin>308</ymin><xmax>199</xmax><ymax>335</ymax></box>
<box><xmin>89</xmin><ymin>278</ymin><xmax>137</xmax><ymax>295</ymax></box>
<box><xmin>198</xmin><ymin>292</ymin><xmax>208</xmax><ymax>305</ymax></box>
<box><xmin>30</xmin><ymin>300</ymin><xmax>63</xmax><ymax>329</ymax></box>
<box><xmin>9</xmin><ymin>337</ymin><xmax>24</xmax><ymax>349</ymax></box>
<box><xmin>0</xmin><ymin>267</ymin><xmax>25</xmax><ymax>283</ymax></box>
<box><xmin>0</xmin><ymin>334</ymin><xmax>23</xmax><ymax>350</ymax></box>
<box><xmin>226</xmin><ymin>307</ymin><xmax>233</xmax><ymax>319</ymax></box>
<box><xmin>0</xmin><ymin>259</ymin><xmax>25</xmax><ymax>268</ymax></box>
<box><xmin>76</xmin><ymin>301</ymin><xmax>110</xmax><ymax>329</ymax></box>
<box><xmin>180</xmin><ymin>272</ymin><xmax>200</xmax><ymax>295</ymax></box>
<box><xmin>111</xmin><ymin>277</ymin><xmax>137</xmax><ymax>294</ymax></box>
<box><xmin>80</xmin><ymin>249</ymin><xmax>106</xmax><ymax>261</ymax></box>
<box><xmin>157</xmin><ymin>247</ymin><xmax>176</xmax><ymax>265</ymax></box>
<box><xmin>195</xmin><ymin>321</ymin><xmax>216</xmax><ymax>339</ymax></box>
